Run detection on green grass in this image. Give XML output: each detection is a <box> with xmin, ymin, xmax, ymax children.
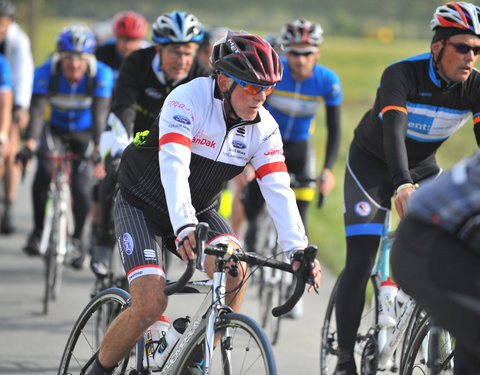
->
<box><xmin>24</xmin><ymin>19</ymin><xmax>479</xmax><ymax>275</ymax></box>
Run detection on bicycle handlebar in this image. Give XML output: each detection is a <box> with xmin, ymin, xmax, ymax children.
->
<box><xmin>164</xmin><ymin>223</ymin><xmax>318</xmax><ymax>317</ymax></box>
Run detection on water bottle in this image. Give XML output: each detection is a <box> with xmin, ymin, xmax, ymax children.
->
<box><xmin>144</xmin><ymin>316</ymin><xmax>190</xmax><ymax>370</ymax></box>
<box><xmin>378</xmin><ymin>277</ymin><xmax>398</xmax><ymax>327</ymax></box>
<box><xmin>143</xmin><ymin>315</ymin><xmax>170</xmax><ymax>370</ymax></box>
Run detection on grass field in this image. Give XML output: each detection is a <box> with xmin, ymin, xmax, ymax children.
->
<box><xmin>25</xmin><ymin>18</ymin><xmax>479</xmax><ymax>275</ymax></box>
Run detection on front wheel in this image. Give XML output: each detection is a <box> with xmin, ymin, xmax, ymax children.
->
<box><xmin>177</xmin><ymin>313</ymin><xmax>276</xmax><ymax>374</ymax></box>
<box><xmin>58</xmin><ymin>288</ymin><xmax>138</xmax><ymax>375</ymax></box>
<box><xmin>401</xmin><ymin>316</ymin><xmax>455</xmax><ymax>375</ymax></box>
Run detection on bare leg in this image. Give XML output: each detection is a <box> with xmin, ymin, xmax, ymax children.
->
<box><xmin>98</xmin><ymin>275</ymin><xmax>167</xmax><ymax>368</ymax></box>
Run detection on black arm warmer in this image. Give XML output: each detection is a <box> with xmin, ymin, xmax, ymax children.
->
<box><xmin>324</xmin><ymin>105</ymin><xmax>341</xmax><ymax>170</ymax></box>
<box><xmin>24</xmin><ymin>94</ymin><xmax>48</xmax><ymax>140</ymax></box>
<box><xmin>382</xmin><ymin>109</ymin><xmax>412</xmax><ymax>187</ymax></box>
<box><xmin>91</xmin><ymin>96</ymin><xmax>111</xmax><ymax>146</ymax></box>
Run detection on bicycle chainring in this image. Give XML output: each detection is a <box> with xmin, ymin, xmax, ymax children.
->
<box><xmin>360</xmin><ymin>333</ymin><xmax>378</xmax><ymax>375</ymax></box>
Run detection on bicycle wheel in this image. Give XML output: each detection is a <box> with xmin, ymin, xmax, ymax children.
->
<box><xmin>43</xmin><ymin>202</ymin><xmax>59</xmax><ymax>315</ymax></box>
<box><xmin>320</xmin><ymin>272</ymin><xmax>379</xmax><ymax>375</ymax></box>
<box><xmin>399</xmin><ymin>304</ymin><xmax>426</xmax><ymax>374</ymax></box>
<box><xmin>402</xmin><ymin>316</ymin><xmax>455</xmax><ymax>375</ymax></box>
<box><xmin>58</xmin><ymin>288</ymin><xmax>139</xmax><ymax>375</ymax></box>
<box><xmin>177</xmin><ymin>313</ymin><xmax>276</xmax><ymax>374</ymax></box>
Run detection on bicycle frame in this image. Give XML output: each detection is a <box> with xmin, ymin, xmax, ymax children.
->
<box><xmin>369</xmin><ymin>210</ymin><xmax>418</xmax><ymax>371</ymax></box>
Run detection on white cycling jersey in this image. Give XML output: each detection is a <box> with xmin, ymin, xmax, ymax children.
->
<box><xmin>4</xmin><ymin>22</ymin><xmax>33</xmax><ymax>110</ymax></box>
<box><xmin>119</xmin><ymin>77</ymin><xmax>308</xmax><ymax>255</ymax></box>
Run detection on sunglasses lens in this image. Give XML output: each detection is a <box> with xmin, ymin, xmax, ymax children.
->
<box><xmin>265</xmin><ymin>86</ymin><xmax>275</xmax><ymax>96</ymax></box>
<box><xmin>456</xmin><ymin>44</ymin><xmax>471</xmax><ymax>54</ymax></box>
<box><xmin>244</xmin><ymin>84</ymin><xmax>262</xmax><ymax>95</ymax></box>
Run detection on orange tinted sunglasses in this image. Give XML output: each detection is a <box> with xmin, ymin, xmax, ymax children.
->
<box><xmin>223</xmin><ymin>72</ymin><xmax>276</xmax><ymax>96</ymax></box>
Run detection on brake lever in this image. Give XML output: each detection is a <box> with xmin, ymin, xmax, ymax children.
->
<box><xmin>195</xmin><ymin>222</ymin><xmax>209</xmax><ymax>271</ymax></box>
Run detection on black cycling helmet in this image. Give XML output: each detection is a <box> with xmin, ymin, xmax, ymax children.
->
<box><xmin>211</xmin><ymin>30</ymin><xmax>283</xmax><ymax>86</ymax></box>
<box><xmin>0</xmin><ymin>0</ymin><xmax>15</xmax><ymax>19</ymax></box>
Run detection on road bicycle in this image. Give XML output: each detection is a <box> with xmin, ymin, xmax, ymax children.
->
<box><xmin>401</xmin><ymin>315</ymin><xmax>455</xmax><ymax>375</ymax></box>
<box><xmin>320</xmin><ymin>211</ymin><xmax>424</xmax><ymax>375</ymax></box>
<box><xmin>58</xmin><ymin>223</ymin><xmax>317</xmax><ymax>374</ymax></box>
<box><xmin>39</xmin><ymin>147</ymin><xmax>77</xmax><ymax>315</ymax></box>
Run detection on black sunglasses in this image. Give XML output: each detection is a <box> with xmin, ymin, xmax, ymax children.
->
<box><xmin>288</xmin><ymin>50</ymin><xmax>314</xmax><ymax>57</ymax></box>
<box><xmin>446</xmin><ymin>40</ymin><xmax>480</xmax><ymax>56</ymax></box>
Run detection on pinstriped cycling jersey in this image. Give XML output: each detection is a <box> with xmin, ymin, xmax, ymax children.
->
<box><xmin>265</xmin><ymin>57</ymin><xmax>342</xmax><ymax>142</ymax></box>
<box><xmin>354</xmin><ymin>53</ymin><xmax>480</xmax><ymax>185</ymax></box>
<box><xmin>119</xmin><ymin>77</ymin><xmax>308</xmax><ymax>254</ymax></box>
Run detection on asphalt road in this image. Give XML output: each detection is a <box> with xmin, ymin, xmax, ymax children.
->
<box><xmin>0</xmin><ymin>165</ymin><xmax>338</xmax><ymax>375</ymax></box>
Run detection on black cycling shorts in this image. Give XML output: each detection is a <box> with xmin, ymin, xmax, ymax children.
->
<box><xmin>114</xmin><ymin>191</ymin><xmax>239</xmax><ymax>284</ymax></box>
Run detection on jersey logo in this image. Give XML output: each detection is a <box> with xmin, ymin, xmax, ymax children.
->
<box><xmin>122</xmin><ymin>233</ymin><xmax>134</xmax><ymax>255</ymax></box>
<box><xmin>355</xmin><ymin>201</ymin><xmax>371</xmax><ymax>217</ymax></box>
<box><xmin>232</xmin><ymin>140</ymin><xmax>246</xmax><ymax>149</ymax></box>
<box><xmin>408</xmin><ymin>113</ymin><xmax>434</xmax><ymax>134</ymax></box>
<box><xmin>173</xmin><ymin>114</ymin><xmax>191</xmax><ymax>125</ymax></box>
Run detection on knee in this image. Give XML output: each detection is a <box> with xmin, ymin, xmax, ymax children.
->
<box><xmin>130</xmin><ymin>278</ymin><xmax>168</xmax><ymax>328</ymax></box>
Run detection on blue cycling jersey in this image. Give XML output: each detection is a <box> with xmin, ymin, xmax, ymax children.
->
<box><xmin>32</xmin><ymin>57</ymin><xmax>114</xmax><ymax>132</ymax></box>
<box><xmin>265</xmin><ymin>57</ymin><xmax>342</xmax><ymax>142</ymax></box>
<box><xmin>0</xmin><ymin>54</ymin><xmax>13</xmax><ymax>92</ymax></box>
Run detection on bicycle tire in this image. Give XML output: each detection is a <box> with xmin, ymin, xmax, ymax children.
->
<box><xmin>320</xmin><ymin>271</ymin><xmax>379</xmax><ymax>375</ymax></box>
<box><xmin>401</xmin><ymin>316</ymin><xmax>455</xmax><ymax>375</ymax></box>
<box><xmin>259</xmin><ymin>272</ymin><xmax>284</xmax><ymax>346</ymax></box>
<box><xmin>43</xmin><ymin>202</ymin><xmax>59</xmax><ymax>315</ymax></box>
<box><xmin>399</xmin><ymin>304</ymin><xmax>426</xmax><ymax>374</ymax></box>
<box><xmin>58</xmin><ymin>288</ymin><xmax>137</xmax><ymax>375</ymax></box>
<box><xmin>176</xmin><ymin>312</ymin><xmax>276</xmax><ymax>374</ymax></box>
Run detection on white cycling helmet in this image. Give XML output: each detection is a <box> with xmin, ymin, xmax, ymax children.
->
<box><xmin>152</xmin><ymin>11</ymin><xmax>204</xmax><ymax>44</ymax></box>
<box><xmin>281</xmin><ymin>18</ymin><xmax>324</xmax><ymax>46</ymax></box>
<box><xmin>430</xmin><ymin>1</ymin><xmax>480</xmax><ymax>35</ymax></box>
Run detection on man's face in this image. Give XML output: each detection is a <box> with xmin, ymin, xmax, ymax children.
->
<box><xmin>285</xmin><ymin>42</ymin><xmax>320</xmax><ymax>81</ymax></box>
<box><xmin>158</xmin><ymin>43</ymin><xmax>198</xmax><ymax>82</ymax></box>
<box><xmin>60</xmin><ymin>52</ymin><xmax>90</xmax><ymax>84</ymax></box>
<box><xmin>219</xmin><ymin>74</ymin><xmax>270</xmax><ymax>121</ymax></box>
<box><xmin>116</xmin><ymin>36</ymin><xmax>143</xmax><ymax>57</ymax></box>
<box><xmin>433</xmin><ymin>33</ymin><xmax>480</xmax><ymax>83</ymax></box>
<box><xmin>0</xmin><ymin>16</ymin><xmax>12</xmax><ymax>42</ymax></box>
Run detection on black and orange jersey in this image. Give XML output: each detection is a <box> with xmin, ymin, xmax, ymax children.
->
<box><xmin>353</xmin><ymin>52</ymin><xmax>480</xmax><ymax>187</ymax></box>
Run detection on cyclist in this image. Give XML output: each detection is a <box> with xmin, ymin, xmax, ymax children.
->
<box><xmin>86</xmin><ymin>30</ymin><xmax>322</xmax><ymax>375</ymax></box>
<box><xmin>242</xmin><ymin>18</ymin><xmax>341</xmax><ymax>317</ymax></box>
<box><xmin>90</xmin><ymin>10</ymin><xmax>211</xmax><ymax>278</ymax></box>
<box><xmin>196</xmin><ymin>26</ymin><xmax>228</xmax><ymax>69</ymax></box>
<box><xmin>89</xmin><ymin>10</ymin><xmax>149</xmax><ymax>256</ymax></box>
<box><xmin>334</xmin><ymin>3</ymin><xmax>480</xmax><ymax>374</ymax></box>
<box><xmin>0</xmin><ymin>54</ymin><xmax>13</xmax><ymax>170</ymax></box>
<box><xmin>391</xmin><ymin>150</ymin><xmax>480</xmax><ymax>374</ymax></box>
<box><xmin>0</xmin><ymin>0</ymin><xmax>34</xmax><ymax>234</ymax></box>
<box><xmin>94</xmin><ymin>10</ymin><xmax>149</xmax><ymax>80</ymax></box>
<box><xmin>17</xmin><ymin>24</ymin><xmax>114</xmax><ymax>269</ymax></box>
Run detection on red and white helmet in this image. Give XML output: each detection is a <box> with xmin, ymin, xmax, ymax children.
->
<box><xmin>281</xmin><ymin>18</ymin><xmax>324</xmax><ymax>46</ymax></box>
<box><xmin>431</xmin><ymin>1</ymin><xmax>480</xmax><ymax>35</ymax></box>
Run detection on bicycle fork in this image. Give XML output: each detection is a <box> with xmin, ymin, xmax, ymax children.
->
<box><xmin>204</xmin><ymin>269</ymin><xmax>228</xmax><ymax>375</ymax></box>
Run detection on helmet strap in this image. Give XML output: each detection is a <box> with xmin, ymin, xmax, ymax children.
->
<box><xmin>222</xmin><ymin>81</ymin><xmax>242</xmax><ymax>124</ymax></box>
<box><xmin>432</xmin><ymin>40</ymin><xmax>454</xmax><ymax>89</ymax></box>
